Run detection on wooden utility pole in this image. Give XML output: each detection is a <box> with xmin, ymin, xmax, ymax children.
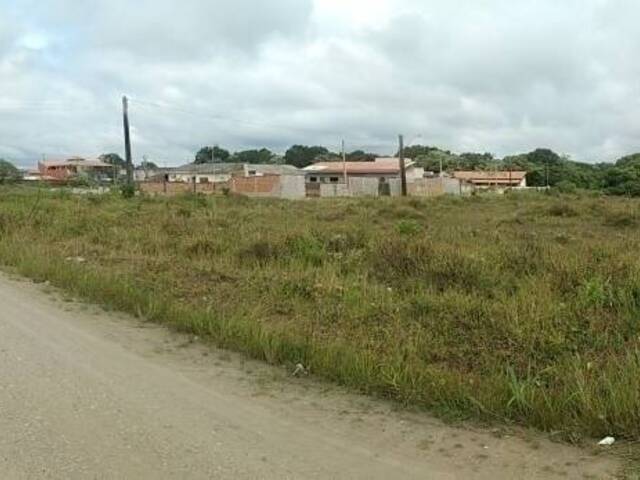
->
<box><xmin>122</xmin><ymin>95</ymin><xmax>133</xmax><ymax>186</ymax></box>
<box><xmin>398</xmin><ymin>134</ymin><xmax>408</xmax><ymax>196</ymax></box>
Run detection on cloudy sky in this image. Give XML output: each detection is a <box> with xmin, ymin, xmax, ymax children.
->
<box><xmin>1</xmin><ymin>0</ymin><xmax>639</xmax><ymax>166</ymax></box>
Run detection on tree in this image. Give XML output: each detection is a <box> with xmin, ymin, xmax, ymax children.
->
<box><xmin>194</xmin><ymin>146</ymin><xmax>231</xmax><ymax>164</ymax></box>
<box><xmin>401</xmin><ymin>145</ymin><xmax>439</xmax><ymax>160</ymax></box>
<box><xmin>347</xmin><ymin>150</ymin><xmax>377</xmax><ymax>162</ymax></box>
<box><xmin>458</xmin><ymin>152</ymin><xmax>495</xmax><ymax>170</ymax></box>
<box><xmin>231</xmin><ymin>148</ymin><xmax>276</xmax><ymax>164</ymax></box>
<box><xmin>284</xmin><ymin>145</ymin><xmax>330</xmax><ymax>168</ymax></box>
<box><xmin>602</xmin><ymin>154</ymin><xmax>640</xmax><ymax>196</ymax></box>
<box><xmin>501</xmin><ymin>149</ymin><xmax>605</xmax><ymax>189</ymax></box>
<box><xmin>414</xmin><ymin>149</ymin><xmax>460</xmax><ymax>173</ymax></box>
<box><xmin>140</xmin><ymin>160</ymin><xmax>159</xmax><ymax>170</ymax></box>
<box><xmin>0</xmin><ymin>159</ymin><xmax>19</xmax><ymax>183</ymax></box>
<box><xmin>99</xmin><ymin>153</ymin><xmax>125</xmax><ymax>167</ymax></box>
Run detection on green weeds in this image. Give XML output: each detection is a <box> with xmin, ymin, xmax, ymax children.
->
<box><xmin>1</xmin><ymin>187</ymin><xmax>640</xmax><ymax>442</ymax></box>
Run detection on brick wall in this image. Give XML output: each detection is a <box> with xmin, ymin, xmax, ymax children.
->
<box><xmin>230</xmin><ymin>175</ymin><xmax>279</xmax><ymax>196</ymax></box>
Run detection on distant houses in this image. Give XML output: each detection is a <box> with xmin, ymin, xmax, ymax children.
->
<box><xmin>21</xmin><ymin>153</ymin><xmax>530</xmax><ymax>199</ymax></box>
<box><xmin>138</xmin><ymin>158</ymin><xmax>530</xmax><ymax>199</ymax></box>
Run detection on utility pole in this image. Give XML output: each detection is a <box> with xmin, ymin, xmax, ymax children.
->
<box><xmin>545</xmin><ymin>161</ymin><xmax>549</xmax><ymax>188</ymax></box>
<box><xmin>341</xmin><ymin>139</ymin><xmax>349</xmax><ymax>194</ymax></box>
<box><xmin>398</xmin><ymin>134</ymin><xmax>408</xmax><ymax>196</ymax></box>
<box><xmin>122</xmin><ymin>95</ymin><xmax>133</xmax><ymax>186</ymax></box>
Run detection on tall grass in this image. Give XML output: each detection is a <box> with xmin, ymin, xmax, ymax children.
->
<box><xmin>1</xmin><ymin>186</ymin><xmax>640</xmax><ymax>440</ymax></box>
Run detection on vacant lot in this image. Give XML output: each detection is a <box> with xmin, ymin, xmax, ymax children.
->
<box><xmin>1</xmin><ymin>187</ymin><xmax>639</xmax><ymax>440</ymax></box>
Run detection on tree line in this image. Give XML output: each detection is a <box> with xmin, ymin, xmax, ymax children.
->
<box><xmin>402</xmin><ymin>146</ymin><xmax>640</xmax><ymax>195</ymax></box>
<box><xmin>192</xmin><ymin>145</ymin><xmax>377</xmax><ymax>168</ymax></box>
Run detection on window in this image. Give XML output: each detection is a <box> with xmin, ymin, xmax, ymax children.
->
<box><xmin>200</xmin><ymin>177</ymin><xmax>209</xmax><ymax>183</ymax></box>
<box><xmin>309</xmin><ymin>176</ymin><xmax>318</xmax><ymax>183</ymax></box>
<box><xmin>248</xmin><ymin>170</ymin><xmax>257</xmax><ymax>176</ymax></box>
<box><xmin>330</xmin><ymin>177</ymin><xmax>339</xmax><ymax>183</ymax></box>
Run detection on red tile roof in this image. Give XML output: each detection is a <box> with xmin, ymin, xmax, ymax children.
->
<box><xmin>40</xmin><ymin>157</ymin><xmax>111</xmax><ymax>168</ymax></box>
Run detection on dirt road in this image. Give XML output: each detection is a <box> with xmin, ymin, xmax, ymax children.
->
<box><xmin>0</xmin><ymin>273</ymin><xmax>621</xmax><ymax>479</ymax></box>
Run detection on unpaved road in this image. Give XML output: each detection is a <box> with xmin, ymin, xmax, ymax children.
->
<box><xmin>0</xmin><ymin>273</ymin><xmax>621</xmax><ymax>479</ymax></box>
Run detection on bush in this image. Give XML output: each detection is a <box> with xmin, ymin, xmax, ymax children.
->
<box><xmin>395</xmin><ymin>220</ymin><xmax>423</xmax><ymax>236</ymax></box>
<box><xmin>555</xmin><ymin>181</ymin><xmax>577</xmax><ymax>194</ymax></box>
<box><xmin>120</xmin><ymin>183</ymin><xmax>136</xmax><ymax>198</ymax></box>
<box><xmin>547</xmin><ymin>203</ymin><xmax>579</xmax><ymax>217</ymax></box>
<box><xmin>0</xmin><ymin>159</ymin><xmax>20</xmax><ymax>184</ymax></box>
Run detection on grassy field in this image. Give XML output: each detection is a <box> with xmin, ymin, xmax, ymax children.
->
<box><xmin>1</xmin><ymin>186</ymin><xmax>640</xmax><ymax>442</ymax></box>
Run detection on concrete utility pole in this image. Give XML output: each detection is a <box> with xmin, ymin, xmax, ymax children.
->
<box><xmin>122</xmin><ymin>95</ymin><xmax>133</xmax><ymax>186</ymax></box>
<box><xmin>341</xmin><ymin>139</ymin><xmax>349</xmax><ymax>193</ymax></box>
<box><xmin>398</xmin><ymin>134</ymin><xmax>408</xmax><ymax>196</ymax></box>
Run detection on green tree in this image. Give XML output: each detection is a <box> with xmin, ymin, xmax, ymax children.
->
<box><xmin>347</xmin><ymin>150</ymin><xmax>377</xmax><ymax>162</ymax></box>
<box><xmin>414</xmin><ymin>149</ymin><xmax>460</xmax><ymax>173</ymax></box>
<box><xmin>195</xmin><ymin>146</ymin><xmax>231</xmax><ymax>164</ymax></box>
<box><xmin>140</xmin><ymin>160</ymin><xmax>159</xmax><ymax>170</ymax></box>
<box><xmin>284</xmin><ymin>145</ymin><xmax>330</xmax><ymax>168</ymax></box>
<box><xmin>0</xmin><ymin>159</ymin><xmax>19</xmax><ymax>183</ymax></box>
<box><xmin>603</xmin><ymin>154</ymin><xmax>640</xmax><ymax>196</ymax></box>
<box><xmin>458</xmin><ymin>152</ymin><xmax>495</xmax><ymax>170</ymax></box>
<box><xmin>99</xmin><ymin>153</ymin><xmax>126</xmax><ymax>167</ymax></box>
<box><xmin>401</xmin><ymin>145</ymin><xmax>439</xmax><ymax>160</ymax></box>
<box><xmin>231</xmin><ymin>148</ymin><xmax>276</xmax><ymax>164</ymax></box>
<box><xmin>502</xmin><ymin>149</ymin><xmax>605</xmax><ymax>189</ymax></box>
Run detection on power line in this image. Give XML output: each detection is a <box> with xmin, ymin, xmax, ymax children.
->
<box><xmin>130</xmin><ymin>98</ymin><xmax>290</xmax><ymax>130</ymax></box>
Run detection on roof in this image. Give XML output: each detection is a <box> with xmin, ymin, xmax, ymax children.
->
<box><xmin>40</xmin><ymin>157</ymin><xmax>111</xmax><ymax>168</ymax></box>
<box><xmin>169</xmin><ymin>163</ymin><xmax>303</xmax><ymax>176</ymax></box>
<box><xmin>244</xmin><ymin>164</ymin><xmax>303</xmax><ymax>176</ymax></box>
<box><xmin>453</xmin><ymin>171</ymin><xmax>527</xmax><ymax>185</ymax></box>
<box><xmin>304</xmin><ymin>158</ymin><xmax>414</xmax><ymax>175</ymax></box>
<box><xmin>170</xmin><ymin>163</ymin><xmax>242</xmax><ymax>175</ymax></box>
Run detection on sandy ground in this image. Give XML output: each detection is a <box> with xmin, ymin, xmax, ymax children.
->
<box><xmin>0</xmin><ymin>273</ymin><xmax>622</xmax><ymax>479</ymax></box>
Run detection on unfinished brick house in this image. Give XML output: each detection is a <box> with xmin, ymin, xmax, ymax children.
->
<box><xmin>38</xmin><ymin>157</ymin><xmax>112</xmax><ymax>181</ymax></box>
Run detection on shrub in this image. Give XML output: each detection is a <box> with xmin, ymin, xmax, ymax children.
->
<box><xmin>604</xmin><ymin>212</ymin><xmax>637</xmax><ymax>228</ymax></box>
<box><xmin>555</xmin><ymin>181</ymin><xmax>577</xmax><ymax>194</ymax></box>
<box><xmin>395</xmin><ymin>220</ymin><xmax>423</xmax><ymax>236</ymax></box>
<box><xmin>120</xmin><ymin>183</ymin><xmax>136</xmax><ymax>198</ymax></box>
<box><xmin>547</xmin><ymin>203</ymin><xmax>579</xmax><ymax>217</ymax></box>
<box><xmin>241</xmin><ymin>240</ymin><xmax>281</xmax><ymax>263</ymax></box>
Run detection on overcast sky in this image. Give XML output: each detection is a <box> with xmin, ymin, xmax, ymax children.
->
<box><xmin>1</xmin><ymin>0</ymin><xmax>639</xmax><ymax>166</ymax></box>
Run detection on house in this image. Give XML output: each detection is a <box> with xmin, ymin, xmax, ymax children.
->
<box><xmin>230</xmin><ymin>164</ymin><xmax>306</xmax><ymax>199</ymax></box>
<box><xmin>38</xmin><ymin>157</ymin><xmax>113</xmax><ymax>181</ymax></box>
<box><xmin>140</xmin><ymin>162</ymin><xmax>306</xmax><ymax>199</ymax></box>
<box><xmin>159</xmin><ymin>163</ymin><xmax>241</xmax><ymax>184</ymax></box>
<box><xmin>303</xmin><ymin>158</ymin><xmax>425</xmax><ymax>197</ymax></box>
<box><xmin>453</xmin><ymin>171</ymin><xmax>527</xmax><ymax>189</ymax></box>
<box><xmin>304</xmin><ymin>157</ymin><xmax>424</xmax><ymax>183</ymax></box>
<box><xmin>239</xmin><ymin>164</ymin><xmax>302</xmax><ymax>177</ymax></box>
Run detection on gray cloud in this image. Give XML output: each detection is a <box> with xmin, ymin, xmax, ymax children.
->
<box><xmin>1</xmin><ymin>0</ymin><xmax>639</xmax><ymax>166</ymax></box>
